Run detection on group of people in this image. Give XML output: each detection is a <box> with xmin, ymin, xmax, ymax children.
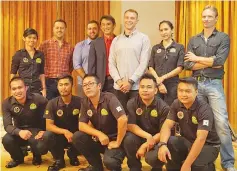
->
<box><xmin>2</xmin><ymin>5</ymin><xmax>236</xmax><ymax>171</ymax></box>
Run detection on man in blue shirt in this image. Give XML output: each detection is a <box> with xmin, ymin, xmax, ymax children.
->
<box><xmin>73</xmin><ymin>20</ymin><xmax>99</xmax><ymax>97</ymax></box>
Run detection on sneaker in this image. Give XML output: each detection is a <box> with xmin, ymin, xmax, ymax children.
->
<box><xmin>67</xmin><ymin>147</ymin><xmax>80</xmax><ymax>166</ymax></box>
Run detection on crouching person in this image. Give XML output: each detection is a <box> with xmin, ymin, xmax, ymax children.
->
<box><xmin>73</xmin><ymin>74</ymin><xmax>128</xmax><ymax>171</ymax></box>
<box><xmin>123</xmin><ymin>73</ymin><xmax>170</xmax><ymax>171</ymax></box>
<box><xmin>2</xmin><ymin>76</ymin><xmax>48</xmax><ymax>168</ymax></box>
<box><xmin>146</xmin><ymin>77</ymin><xmax>220</xmax><ymax>171</ymax></box>
<box><xmin>39</xmin><ymin>74</ymin><xmax>81</xmax><ymax>171</ymax></box>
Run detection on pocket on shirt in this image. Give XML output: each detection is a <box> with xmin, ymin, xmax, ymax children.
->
<box><xmin>208</xmin><ymin>43</ymin><xmax>219</xmax><ymax>55</ymax></box>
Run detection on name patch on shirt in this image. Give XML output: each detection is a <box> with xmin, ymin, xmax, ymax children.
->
<box><xmin>170</xmin><ymin>48</ymin><xmax>176</xmax><ymax>53</ymax></box>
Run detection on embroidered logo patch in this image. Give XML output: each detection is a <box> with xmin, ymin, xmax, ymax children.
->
<box><xmin>87</xmin><ymin>109</ymin><xmax>93</xmax><ymax>117</ymax></box>
<box><xmin>116</xmin><ymin>106</ymin><xmax>122</xmax><ymax>112</ymax></box>
<box><xmin>170</xmin><ymin>48</ymin><xmax>176</xmax><ymax>53</ymax></box>
<box><xmin>151</xmin><ymin>109</ymin><xmax>158</xmax><ymax>117</ymax></box>
<box><xmin>157</xmin><ymin>49</ymin><xmax>162</xmax><ymax>53</ymax></box>
<box><xmin>30</xmin><ymin>103</ymin><xmax>37</xmax><ymax>110</ymax></box>
<box><xmin>136</xmin><ymin>108</ymin><xmax>143</xmax><ymax>115</ymax></box>
<box><xmin>36</xmin><ymin>58</ymin><xmax>42</xmax><ymax>64</ymax></box>
<box><xmin>23</xmin><ymin>57</ymin><xmax>28</xmax><ymax>63</ymax></box>
<box><xmin>177</xmin><ymin>111</ymin><xmax>184</xmax><ymax>119</ymax></box>
<box><xmin>45</xmin><ymin>110</ymin><xmax>49</xmax><ymax>115</ymax></box>
<box><xmin>14</xmin><ymin>106</ymin><xmax>20</xmax><ymax>113</ymax></box>
<box><xmin>57</xmin><ymin>109</ymin><xmax>64</xmax><ymax>117</ymax></box>
<box><xmin>203</xmin><ymin>120</ymin><xmax>209</xmax><ymax>126</ymax></box>
<box><xmin>192</xmin><ymin>116</ymin><xmax>198</xmax><ymax>124</ymax></box>
<box><xmin>101</xmin><ymin>108</ymin><xmax>108</xmax><ymax>116</ymax></box>
<box><xmin>73</xmin><ymin>109</ymin><xmax>79</xmax><ymax>115</ymax></box>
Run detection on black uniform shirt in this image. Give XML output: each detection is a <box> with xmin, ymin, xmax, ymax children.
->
<box><xmin>11</xmin><ymin>49</ymin><xmax>45</xmax><ymax>83</ymax></box>
<box><xmin>127</xmin><ymin>95</ymin><xmax>170</xmax><ymax>135</ymax></box>
<box><xmin>79</xmin><ymin>92</ymin><xmax>125</xmax><ymax>139</ymax></box>
<box><xmin>167</xmin><ymin>98</ymin><xmax>220</xmax><ymax>145</ymax></box>
<box><xmin>44</xmin><ymin>96</ymin><xmax>81</xmax><ymax>133</ymax></box>
<box><xmin>2</xmin><ymin>93</ymin><xmax>48</xmax><ymax>135</ymax></box>
<box><xmin>149</xmin><ymin>41</ymin><xmax>184</xmax><ymax>83</ymax></box>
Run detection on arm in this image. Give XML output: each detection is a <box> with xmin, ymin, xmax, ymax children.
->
<box><xmin>182</xmin><ymin>130</ymin><xmax>208</xmax><ymax>169</ymax></box>
<box><xmin>79</xmin><ymin>122</ymin><xmax>104</xmax><ymax>137</ymax></box>
<box><xmin>130</xmin><ymin>36</ymin><xmax>151</xmax><ymax>83</ymax></box>
<box><xmin>73</xmin><ymin>42</ymin><xmax>86</xmax><ymax>78</ymax></box>
<box><xmin>159</xmin><ymin>119</ymin><xmax>176</xmax><ymax>143</ymax></box>
<box><xmin>46</xmin><ymin>119</ymin><xmax>68</xmax><ymax>134</ymax></box>
<box><xmin>10</xmin><ymin>52</ymin><xmax>20</xmax><ymax>77</ymax></box>
<box><xmin>88</xmin><ymin>42</ymin><xmax>96</xmax><ymax>74</ymax></box>
<box><xmin>109</xmin><ymin>38</ymin><xmax>122</xmax><ymax>83</ymax></box>
<box><xmin>116</xmin><ymin>115</ymin><xmax>128</xmax><ymax>145</ymax></box>
<box><xmin>128</xmin><ymin>124</ymin><xmax>153</xmax><ymax>140</ymax></box>
<box><xmin>2</xmin><ymin>102</ymin><xmax>21</xmax><ymax>135</ymax></box>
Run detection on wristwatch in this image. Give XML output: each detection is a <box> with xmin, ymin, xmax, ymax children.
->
<box><xmin>157</xmin><ymin>142</ymin><xmax>167</xmax><ymax>148</ymax></box>
<box><xmin>128</xmin><ymin>79</ymin><xmax>135</xmax><ymax>85</ymax></box>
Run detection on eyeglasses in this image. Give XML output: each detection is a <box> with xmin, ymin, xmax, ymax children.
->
<box><xmin>82</xmin><ymin>82</ymin><xmax>97</xmax><ymax>88</ymax></box>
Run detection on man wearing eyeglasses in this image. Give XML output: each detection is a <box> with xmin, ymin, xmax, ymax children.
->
<box><xmin>73</xmin><ymin>74</ymin><xmax>128</xmax><ymax>171</ymax></box>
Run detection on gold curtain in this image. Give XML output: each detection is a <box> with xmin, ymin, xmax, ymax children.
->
<box><xmin>1</xmin><ymin>1</ymin><xmax>110</xmax><ymax>104</ymax></box>
<box><xmin>175</xmin><ymin>1</ymin><xmax>237</xmax><ymax>131</ymax></box>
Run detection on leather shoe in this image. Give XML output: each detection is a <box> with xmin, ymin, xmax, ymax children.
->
<box><xmin>47</xmin><ymin>160</ymin><xmax>65</xmax><ymax>171</ymax></box>
<box><xmin>5</xmin><ymin>159</ymin><xmax>24</xmax><ymax>168</ymax></box>
<box><xmin>32</xmin><ymin>155</ymin><xmax>42</xmax><ymax>165</ymax></box>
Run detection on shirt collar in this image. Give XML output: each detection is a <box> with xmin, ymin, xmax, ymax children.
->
<box><xmin>51</xmin><ymin>37</ymin><xmax>66</xmax><ymax>45</ymax></box>
<box><xmin>104</xmin><ymin>35</ymin><xmax>115</xmax><ymax>42</ymax></box>
<box><xmin>86</xmin><ymin>38</ymin><xmax>92</xmax><ymax>45</ymax></box>
<box><xmin>158</xmin><ymin>40</ymin><xmax>177</xmax><ymax>49</ymax></box>
<box><xmin>179</xmin><ymin>98</ymin><xmax>198</xmax><ymax>110</ymax></box>
<box><xmin>58</xmin><ymin>96</ymin><xmax>74</xmax><ymax>107</ymax></box>
<box><xmin>88</xmin><ymin>92</ymin><xmax>105</xmax><ymax>108</ymax></box>
<box><xmin>198</xmin><ymin>28</ymin><xmax>218</xmax><ymax>37</ymax></box>
<box><xmin>138</xmin><ymin>95</ymin><xmax>157</xmax><ymax>108</ymax></box>
<box><xmin>123</xmin><ymin>28</ymin><xmax>138</xmax><ymax>37</ymax></box>
<box><xmin>10</xmin><ymin>93</ymin><xmax>33</xmax><ymax>105</ymax></box>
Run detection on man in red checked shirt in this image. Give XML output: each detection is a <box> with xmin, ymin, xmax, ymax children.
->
<box><xmin>39</xmin><ymin>19</ymin><xmax>73</xmax><ymax>100</ymax></box>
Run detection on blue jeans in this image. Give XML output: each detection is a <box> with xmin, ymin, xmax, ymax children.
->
<box><xmin>197</xmin><ymin>79</ymin><xmax>235</xmax><ymax>168</ymax></box>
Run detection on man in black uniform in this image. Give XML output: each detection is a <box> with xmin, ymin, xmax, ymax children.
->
<box><xmin>2</xmin><ymin>76</ymin><xmax>48</xmax><ymax>168</ymax></box>
<box><xmin>72</xmin><ymin>74</ymin><xmax>128</xmax><ymax>171</ymax></box>
<box><xmin>123</xmin><ymin>73</ymin><xmax>170</xmax><ymax>171</ymax></box>
<box><xmin>146</xmin><ymin>77</ymin><xmax>220</xmax><ymax>171</ymax></box>
<box><xmin>39</xmin><ymin>74</ymin><xmax>81</xmax><ymax>171</ymax></box>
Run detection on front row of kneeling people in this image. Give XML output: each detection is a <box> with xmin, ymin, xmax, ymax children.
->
<box><xmin>2</xmin><ymin>74</ymin><xmax>220</xmax><ymax>171</ymax></box>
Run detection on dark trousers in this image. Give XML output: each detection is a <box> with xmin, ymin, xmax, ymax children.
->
<box><xmin>146</xmin><ymin>136</ymin><xmax>220</xmax><ymax>171</ymax></box>
<box><xmin>45</xmin><ymin>78</ymin><xmax>59</xmax><ymax>100</ymax></box>
<box><xmin>158</xmin><ymin>81</ymin><xmax>178</xmax><ymax>106</ymax></box>
<box><xmin>25</xmin><ymin>79</ymin><xmax>42</xmax><ymax>95</ymax></box>
<box><xmin>2</xmin><ymin>129</ymin><xmax>42</xmax><ymax>161</ymax></box>
<box><xmin>102</xmin><ymin>77</ymin><xmax>114</xmax><ymax>94</ymax></box>
<box><xmin>38</xmin><ymin>131</ymin><xmax>78</xmax><ymax>161</ymax></box>
<box><xmin>123</xmin><ymin>132</ymin><xmax>148</xmax><ymax>171</ymax></box>
<box><xmin>72</xmin><ymin>131</ymin><xmax>126</xmax><ymax>171</ymax></box>
<box><xmin>114</xmin><ymin>90</ymin><xmax>138</xmax><ymax>113</ymax></box>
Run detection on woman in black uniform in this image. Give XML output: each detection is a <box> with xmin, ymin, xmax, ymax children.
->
<box><xmin>10</xmin><ymin>28</ymin><xmax>46</xmax><ymax>97</ymax></box>
<box><xmin>149</xmin><ymin>20</ymin><xmax>184</xmax><ymax>105</ymax></box>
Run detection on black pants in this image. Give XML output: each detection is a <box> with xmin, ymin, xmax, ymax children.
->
<box><xmin>146</xmin><ymin>136</ymin><xmax>220</xmax><ymax>171</ymax></box>
<box><xmin>72</xmin><ymin>131</ymin><xmax>126</xmax><ymax>171</ymax></box>
<box><xmin>38</xmin><ymin>131</ymin><xmax>78</xmax><ymax>160</ymax></box>
<box><xmin>2</xmin><ymin>129</ymin><xmax>42</xmax><ymax>161</ymax></box>
<box><xmin>102</xmin><ymin>77</ymin><xmax>114</xmax><ymax>94</ymax></box>
<box><xmin>158</xmin><ymin>81</ymin><xmax>178</xmax><ymax>106</ymax></box>
<box><xmin>123</xmin><ymin>132</ymin><xmax>150</xmax><ymax>171</ymax></box>
<box><xmin>114</xmin><ymin>90</ymin><xmax>138</xmax><ymax>113</ymax></box>
<box><xmin>25</xmin><ymin>79</ymin><xmax>42</xmax><ymax>95</ymax></box>
<box><xmin>45</xmin><ymin>78</ymin><xmax>59</xmax><ymax>100</ymax></box>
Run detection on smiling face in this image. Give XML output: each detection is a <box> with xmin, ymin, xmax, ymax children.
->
<box><xmin>202</xmin><ymin>9</ymin><xmax>218</xmax><ymax>29</ymax></box>
<box><xmin>124</xmin><ymin>11</ymin><xmax>138</xmax><ymax>31</ymax></box>
<box><xmin>10</xmin><ymin>80</ymin><xmax>27</xmax><ymax>102</ymax></box>
<box><xmin>177</xmin><ymin>82</ymin><xmax>197</xmax><ymax>106</ymax></box>
<box><xmin>87</xmin><ymin>23</ymin><xmax>99</xmax><ymax>40</ymax></box>
<box><xmin>53</xmin><ymin>21</ymin><xmax>66</xmax><ymax>39</ymax></box>
<box><xmin>23</xmin><ymin>34</ymin><xmax>38</xmax><ymax>48</ymax></box>
<box><xmin>100</xmin><ymin>19</ymin><xmax>115</xmax><ymax>36</ymax></box>
<box><xmin>159</xmin><ymin>22</ymin><xmax>173</xmax><ymax>41</ymax></box>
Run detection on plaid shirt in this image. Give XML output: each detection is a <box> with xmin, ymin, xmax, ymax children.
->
<box><xmin>39</xmin><ymin>38</ymin><xmax>73</xmax><ymax>78</ymax></box>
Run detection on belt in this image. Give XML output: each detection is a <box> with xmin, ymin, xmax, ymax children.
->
<box><xmin>194</xmin><ymin>76</ymin><xmax>215</xmax><ymax>82</ymax></box>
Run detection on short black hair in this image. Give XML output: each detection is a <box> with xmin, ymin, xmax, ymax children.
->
<box><xmin>88</xmin><ymin>20</ymin><xmax>99</xmax><ymax>28</ymax></box>
<box><xmin>57</xmin><ymin>74</ymin><xmax>73</xmax><ymax>85</ymax></box>
<box><xmin>159</xmin><ymin>20</ymin><xmax>174</xmax><ymax>30</ymax></box>
<box><xmin>54</xmin><ymin>19</ymin><xmax>67</xmax><ymax>28</ymax></box>
<box><xmin>23</xmin><ymin>28</ymin><xmax>38</xmax><ymax>38</ymax></box>
<box><xmin>139</xmin><ymin>73</ymin><xmax>157</xmax><ymax>87</ymax></box>
<box><xmin>100</xmin><ymin>15</ymin><xmax>116</xmax><ymax>25</ymax></box>
<box><xmin>9</xmin><ymin>76</ymin><xmax>26</xmax><ymax>88</ymax></box>
<box><xmin>178</xmin><ymin>77</ymin><xmax>198</xmax><ymax>90</ymax></box>
<box><xmin>83</xmin><ymin>74</ymin><xmax>100</xmax><ymax>84</ymax></box>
